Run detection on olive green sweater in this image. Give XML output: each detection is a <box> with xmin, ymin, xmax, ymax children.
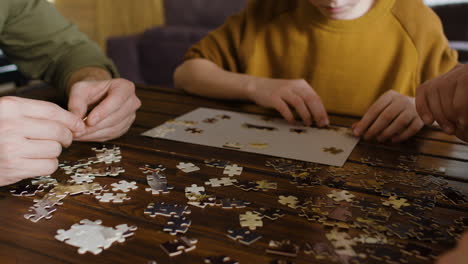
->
<box><xmin>0</xmin><ymin>0</ymin><xmax>118</xmax><ymax>92</ymax></box>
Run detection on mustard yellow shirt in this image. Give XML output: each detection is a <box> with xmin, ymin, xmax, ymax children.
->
<box><xmin>185</xmin><ymin>0</ymin><xmax>458</xmax><ymax>116</ymax></box>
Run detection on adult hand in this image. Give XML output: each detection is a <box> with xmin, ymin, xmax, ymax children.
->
<box><xmin>0</xmin><ymin>96</ymin><xmax>85</xmax><ymax>186</ymax></box>
<box><xmin>68</xmin><ymin>78</ymin><xmax>141</xmax><ymax>142</ymax></box>
<box><xmin>247</xmin><ymin>78</ymin><xmax>329</xmax><ymax>127</ymax></box>
<box><xmin>437</xmin><ymin>232</ymin><xmax>468</xmax><ymax>264</ymax></box>
<box><xmin>353</xmin><ymin>90</ymin><xmax>424</xmax><ymax>143</ymax></box>
<box><xmin>416</xmin><ymin>64</ymin><xmax>468</xmax><ymax>141</ymax></box>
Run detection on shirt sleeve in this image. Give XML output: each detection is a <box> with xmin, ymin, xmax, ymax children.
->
<box><xmin>184</xmin><ymin>11</ymin><xmax>247</xmax><ymax>73</ymax></box>
<box><xmin>0</xmin><ymin>0</ymin><xmax>118</xmax><ymax>93</ymax></box>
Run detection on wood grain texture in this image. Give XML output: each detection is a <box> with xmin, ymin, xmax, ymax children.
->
<box><xmin>0</xmin><ymin>86</ymin><xmax>467</xmax><ymax>264</ymax></box>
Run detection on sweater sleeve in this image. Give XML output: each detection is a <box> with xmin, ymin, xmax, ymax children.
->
<box><xmin>184</xmin><ymin>10</ymin><xmax>247</xmax><ymax>73</ymax></box>
<box><xmin>0</xmin><ymin>0</ymin><xmax>118</xmax><ymax>93</ymax></box>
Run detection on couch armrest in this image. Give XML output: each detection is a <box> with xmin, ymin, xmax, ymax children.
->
<box><xmin>138</xmin><ymin>26</ymin><xmax>210</xmax><ymax>87</ymax></box>
<box><xmin>107</xmin><ymin>35</ymin><xmax>146</xmax><ymax>84</ymax></box>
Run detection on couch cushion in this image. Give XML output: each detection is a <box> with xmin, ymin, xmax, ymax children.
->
<box><xmin>138</xmin><ymin>26</ymin><xmax>209</xmax><ymax>87</ymax></box>
<box><xmin>432</xmin><ymin>4</ymin><xmax>468</xmax><ymax>41</ymax></box>
<box><xmin>164</xmin><ymin>0</ymin><xmax>247</xmax><ymax>29</ymax></box>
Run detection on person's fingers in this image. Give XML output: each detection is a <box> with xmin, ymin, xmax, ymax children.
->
<box><xmin>415</xmin><ymin>82</ymin><xmax>435</xmax><ymax>125</ymax></box>
<box><xmin>364</xmin><ymin>102</ymin><xmax>405</xmax><ymax>141</ymax></box>
<box><xmin>11</xmin><ymin>118</ymin><xmax>73</xmax><ymax>147</ymax></box>
<box><xmin>1</xmin><ymin>97</ymin><xmax>85</xmax><ymax>133</ymax></box>
<box><xmin>75</xmin><ymin>114</ymin><xmax>135</xmax><ymax>142</ymax></box>
<box><xmin>7</xmin><ymin>158</ymin><xmax>59</xmax><ymax>179</ymax></box>
<box><xmin>82</xmin><ymin>95</ymin><xmax>140</xmax><ymax>135</ymax></box>
<box><xmin>377</xmin><ymin>110</ymin><xmax>413</xmax><ymax>142</ymax></box>
<box><xmin>425</xmin><ymin>84</ymin><xmax>455</xmax><ymax>134</ymax></box>
<box><xmin>453</xmin><ymin>73</ymin><xmax>468</xmax><ymax>132</ymax></box>
<box><xmin>271</xmin><ymin>96</ymin><xmax>296</xmax><ymax>124</ymax></box>
<box><xmin>19</xmin><ymin>140</ymin><xmax>62</xmax><ymax>159</ymax></box>
<box><xmin>353</xmin><ymin>92</ymin><xmax>393</xmax><ymax>136</ymax></box>
<box><xmin>301</xmin><ymin>90</ymin><xmax>329</xmax><ymax>127</ymax></box>
<box><xmin>391</xmin><ymin>118</ymin><xmax>424</xmax><ymax>143</ymax></box>
<box><xmin>282</xmin><ymin>92</ymin><xmax>312</xmax><ymax>126</ymax></box>
<box><xmin>86</xmin><ymin>79</ymin><xmax>136</xmax><ymax>126</ymax></box>
<box><xmin>68</xmin><ymin>82</ymin><xmax>90</xmax><ymax>119</ymax></box>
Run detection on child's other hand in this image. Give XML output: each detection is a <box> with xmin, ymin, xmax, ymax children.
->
<box><xmin>247</xmin><ymin>78</ymin><xmax>329</xmax><ymax>127</ymax></box>
<box><xmin>352</xmin><ymin>90</ymin><xmax>424</xmax><ymax>143</ymax></box>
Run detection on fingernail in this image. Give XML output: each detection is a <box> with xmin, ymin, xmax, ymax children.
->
<box><xmin>422</xmin><ymin>115</ymin><xmax>432</xmax><ymax>125</ymax></box>
<box><xmin>324</xmin><ymin>119</ymin><xmax>330</xmax><ymax>127</ymax></box>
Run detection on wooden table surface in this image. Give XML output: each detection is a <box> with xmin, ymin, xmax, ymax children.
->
<box><xmin>1</xmin><ymin>86</ymin><xmax>468</xmax><ymax>264</ymax></box>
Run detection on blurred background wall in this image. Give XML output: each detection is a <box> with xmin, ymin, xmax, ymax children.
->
<box><xmin>51</xmin><ymin>0</ymin><xmax>165</xmax><ymax>50</ymax></box>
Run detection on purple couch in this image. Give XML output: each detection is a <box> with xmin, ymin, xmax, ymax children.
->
<box><xmin>107</xmin><ymin>0</ymin><xmax>247</xmax><ymax>87</ymax></box>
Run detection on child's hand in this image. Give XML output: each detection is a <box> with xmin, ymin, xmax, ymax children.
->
<box><xmin>352</xmin><ymin>90</ymin><xmax>424</xmax><ymax>143</ymax></box>
<box><xmin>247</xmin><ymin>78</ymin><xmax>329</xmax><ymax>127</ymax></box>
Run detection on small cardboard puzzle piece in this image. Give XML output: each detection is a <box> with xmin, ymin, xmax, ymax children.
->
<box><xmin>144</xmin><ymin>202</ymin><xmax>191</xmax><ymax>218</ymax></box>
<box><xmin>69</xmin><ymin>174</ymin><xmax>95</xmax><ymax>185</ymax></box>
<box><xmin>139</xmin><ymin>164</ymin><xmax>166</xmax><ymax>174</ymax></box>
<box><xmin>145</xmin><ymin>173</ymin><xmax>173</xmax><ymax>195</ymax></box>
<box><xmin>327</xmin><ymin>207</ymin><xmax>353</xmax><ymax>222</ymax></box>
<box><xmin>185</xmin><ymin>184</ymin><xmax>205</xmax><ymax>195</ymax></box>
<box><xmin>55</xmin><ymin>219</ymin><xmax>136</xmax><ymax>255</ymax></box>
<box><xmin>111</xmin><ymin>180</ymin><xmax>138</xmax><ymax>193</ymax></box>
<box><xmin>255</xmin><ymin>180</ymin><xmax>277</xmax><ymax>191</ymax></box>
<box><xmin>234</xmin><ymin>180</ymin><xmax>259</xmax><ymax>191</ymax></box>
<box><xmin>31</xmin><ymin>176</ymin><xmax>57</xmax><ymax>188</ymax></box>
<box><xmin>223</xmin><ymin>164</ymin><xmax>243</xmax><ymax>177</ymax></box>
<box><xmin>186</xmin><ymin>193</ymin><xmax>217</xmax><ymax>208</ymax></box>
<box><xmin>11</xmin><ymin>183</ymin><xmax>44</xmax><ymax>196</ymax></box>
<box><xmin>160</xmin><ymin>236</ymin><xmax>198</xmax><ymax>257</ymax></box>
<box><xmin>299</xmin><ymin>205</ymin><xmax>328</xmax><ymax>222</ymax></box>
<box><xmin>95</xmin><ymin>193</ymin><xmax>130</xmax><ymax>203</ymax></box>
<box><xmin>253</xmin><ymin>208</ymin><xmax>285</xmax><ymax>220</ymax></box>
<box><xmin>266</xmin><ymin>240</ymin><xmax>300</xmax><ymax>257</ymax></box>
<box><xmin>382</xmin><ymin>196</ymin><xmax>410</xmax><ymax>210</ymax></box>
<box><xmin>204</xmin><ymin>256</ymin><xmax>239</xmax><ymax>264</ymax></box>
<box><xmin>204</xmin><ymin>159</ymin><xmax>230</xmax><ymax>168</ymax></box>
<box><xmin>176</xmin><ymin>162</ymin><xmax>200</xmax><ymax>173</ymax></box>
<box><xmin>327</xmin><ymin>190</ymin><xmax>355</xmax><ymax>203</ymax></box>
<box><xmin>218</xmin><ymin>198</ymin><xmax>251</xmax><ymax>209</ymax></box>
<box><xmin>227</xmin><ymin>227</ymin><xmax>262</xmax><ymax>245</ymax></box>
<box><xmin>24</xmin><ymin>205</ymin><xmax>57</xmax><ymax>223</ymax></box>
<box><xmin>50</xmin><ymin>183</ymin><xmax>103</xmax><ymax>198</ymax></box>
<box><xmin>278</xmin><ymin>195</ymin><xmax>301</xmax><ymax>209</ymax></box>
<box><xmin>239</xmin><ymin>211</ymin><xmax>263</xmax><ymax>230</ymax></box>
<box><xmin>205</xmin><ymin>177</ymin><xmax>238</xmax><ymax>187</ymax></box>
<box><xmin>163</xmin><ymin>216</ymin><xmax>191</xmax><ymax>235</ymax></box>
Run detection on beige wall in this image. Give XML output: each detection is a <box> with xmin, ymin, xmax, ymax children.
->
<box><xmin>54</xmin><ymin>0</ymin><xmax>165</xmax><ymax>50</ymax></box>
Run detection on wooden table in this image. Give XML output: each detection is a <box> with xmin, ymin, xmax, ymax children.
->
<box><xmin>1</xmin><ymin>86</ymin><xmax>468</xmax><ymax>264</ymax></box>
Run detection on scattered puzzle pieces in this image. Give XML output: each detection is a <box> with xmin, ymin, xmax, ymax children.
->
<box><xmin>95</xmin><ymin>193</ymin><xmax>130</xmax><ymax>203</ymax></box>
<box><xmin>227</xmin><ymin>227</ymin><xmax>262</xmax><ymax>245</ymax></box>
<box><xmin>160</xmin><ymin>237</ymin><xmax>198</xmax><ymax>257</ymax></box>
<box><xmin>111</xmin><ymin>180</ymin><xmax>138</xmax><ymax>193</ymax></box>
<box><xmin>239</xmin><ymin>211</ymin><xmax>263</xmax><ymax>230</ymax></box>
<box><xmin>176</xmin><ymin>162</ymin><xmax>200</xmax><ymax>173</ymax></box>
<box><xmin>223</xmin><ymin>164</ymin><xmax>243</xmax><ymax>177</ymax></box>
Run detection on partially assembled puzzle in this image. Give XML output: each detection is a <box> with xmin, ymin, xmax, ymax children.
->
<box><xmin>142</xmin><ymin>108</ymin><xmax>359</xmax><ymax>167</ymax></box>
